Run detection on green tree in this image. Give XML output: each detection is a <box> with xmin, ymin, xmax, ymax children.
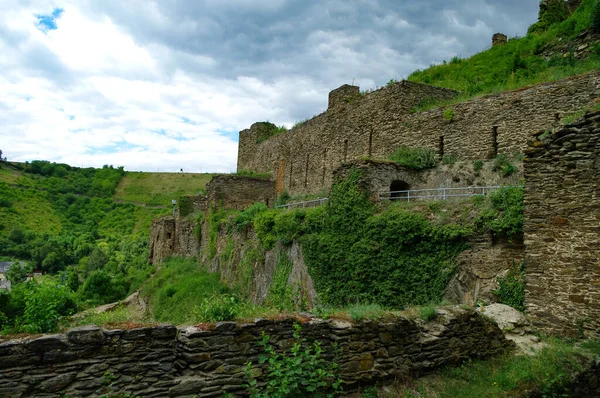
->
<box><xmin>5</xmin><ymin>262</ymin><xmax>30</xmax><ymax>285</ymax></box>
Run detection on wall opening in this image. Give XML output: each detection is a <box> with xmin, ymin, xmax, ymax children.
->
<box><xmin>490</xmin><ymin>126</ymin><xmax>499</xmax><ymax>158</ymax></box>
<box><xmin>289</xmin><ymin>162</ymin><xmax>294</xmax><ymax>187</ymax></box>
<box><xmin>343</xmin><ymin>139</ymin><xmax>348</xmax><ymax>162</ymax></box>
<box><xmin>304</xmin><ymin>155</ymin><xmax>310</xmax><ymax>188</ymax></box>
<box><xmin>439</xmin><ymin>136</ymin><xmax>445</xmax><ymax>158</ymax></box>
<box><xmin>390</xmin><ymin>180</ymin><xmax>411</xmax><ymax>199</ymax></box>
<box><xmin>555</xmin><ymin>112</ymin><xmax>561</xmax><ymax>122</ymax></box>
<box><xmin>322</xmin><ymin>149</ymin><xmax>327</xmax><ymax>185</ymax></box>
<box><xmin>368</xmin><ymin>130</ymin><xmax>373</xmax><ymax>158</ymax></box>
<box><xmin>167</xmin><ymin>232</ymin><xmax>172</xmax><ymax>240</ymax></box>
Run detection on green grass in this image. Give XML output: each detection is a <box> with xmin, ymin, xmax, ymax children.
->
<box><xmin>386</xmin><ymin>338</ymin><xmax>599</xmax><ymax>398</ymax></box>
<box><xmin>141</xmin><ymin>257</ymin><xmax>232</xmax><ymax>325</ymax></box>
<box><xmin>0</xmin><ymin>186</ymin><xmax>63</xmax><ymax>237</ymax></box>
<box><xmin>115</xmin><ymin>172</ymin><xmax>214</xmax><ymax>206</ymax></box>
<box><xmin>408</xmin><ymin>0</ymin><xmax>600</xmax><ymax>103</ymax></box>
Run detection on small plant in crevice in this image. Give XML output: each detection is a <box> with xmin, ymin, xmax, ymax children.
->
<box><xmin>443</xmin><ymin>108</ymin><xmax>455</xmax><ymax>123</ymax></box>
<box><xmin>473</xmin><ymin>159</ymin><xmax>484</xmax><ymax>175</ymax></box>
<box><xmin>245</xmin><ymin>324</ymin><xmax>342</xmax><ymax>398</ymax></box>
<box><xmin>492</xmin><ymin>154</ymin><xmax>516</xmax><ymax>177</ymax></box>
<box><xmin>275</xmin><ymin>191</ymin><xmax>291</xmax><ymax>207</ymax></box>
<box><xmin>493</xmin><ymin>261</ymin><xmax>525</xmax><ymax>312</ymax></box>
<box><xmin>442</xmin><ymin>153</ymin><xmax>457</xmax><ymax>165</ymax></box>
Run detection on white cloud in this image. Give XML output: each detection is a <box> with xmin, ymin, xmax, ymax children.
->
<box><xmin>0</xmin><ymin>0</ymin><xmax>539</xmax><ymax>172</ymax></box>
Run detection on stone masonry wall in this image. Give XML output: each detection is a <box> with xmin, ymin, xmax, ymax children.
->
<box><xmin>206</xmin><ymin>175</ymin><xmax>276</xmax><ymax>210</ymax></box>
<box><xmin>524</xmin><ymin>110</ymin><xmax>600</xmax><ymax>337</ymax></box>
<box><xmin>148</xmin><ymin>217</ymin><xmax>199</xmax><ymax>265</ymax></box>
<box><xmin>0</xmin><ymin>308</ymin><xmax>512</xmax><ymax>397</ymax></box>
<box><xmin>238</xmin><ymin>72</ymin><xmax>600</xmax><ymax>196</ymax></box>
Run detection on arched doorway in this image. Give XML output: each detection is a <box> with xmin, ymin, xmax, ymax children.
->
<box><xmin>390</xmin><ymin>180</ymin><xmax>410</xmax><ymax>199</ymax></box>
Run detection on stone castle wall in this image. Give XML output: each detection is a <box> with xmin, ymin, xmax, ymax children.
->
<box><xmin>0</xmin><ymin>309</ymin><xmax>511</xmax><ymax>397</ymax></box>
<box><xmin>205</xmin><ymin>175</ymin><xmax>276</xmax><ymax>210</ymax></box>
<box><xmin>238</xmin><ymin>72</ymin><xmax>600</xmax><ymax>196</ymax></box>
<box><xmin>524</xmin><ymin>110</ymin><xmax>600</xmax><ymax>337</ymax></box>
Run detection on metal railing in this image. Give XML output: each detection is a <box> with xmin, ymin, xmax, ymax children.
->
<box><xmin>276</xmin><ymin>197</ymin><xmax>329</xmax><ymax>210</ymax></box>
<box><xmin>379</xmin><ymin>186</ymin><xmax>503</xmax><ymax>202</ymax></box>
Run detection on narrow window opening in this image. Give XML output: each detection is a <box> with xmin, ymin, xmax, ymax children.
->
<box><xmin>167</xmin><ymin>232</ymin><xmax>172</xmax><ymax>240</ymax></box>
<box><xmin>490</xmin><ymin>126</ymin><xmax>499</xmax><ymax>158</ymax></box>
<box><xmin>343</xmin><ymin>139</ymin><xmax>348</xmax><ymax>162</ymax></box>
<box><xmin>439</xmin><ymin>136</ymin><xmax>445</xmax><ymax>158</ymax></box>
<box><xmin>368</xmin><ymin>130</ymin><xmax>373</xmax><ymax>158</ymax></box>
<box><xmin>304</xmin><ymin>155</ymin><xmax>309</xmax><ymax>188</ymax></box>
<box><xmin>322</xmin><ymin>149</ymin><xmax>327</xmax><ymax>185</ymax></box>
<box><xmin>289</xmin><ymin>162</ymin><xmax>293</xmax><ymax>187</ymax></box>
<box><xmin>554</xmin><ymin>113</ymin><xmax>561</xmax><ymax>122</ymax></box>
<box><xmin>266</xmin><ymin>198</ymin><xmax>270</xmax><ymax>207</ymax></box>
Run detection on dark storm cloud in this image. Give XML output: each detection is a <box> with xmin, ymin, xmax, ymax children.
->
<box><xmin>85</xmin><ymin>0</ymin><xmax>539</xmax><ymax>86</ymax></box>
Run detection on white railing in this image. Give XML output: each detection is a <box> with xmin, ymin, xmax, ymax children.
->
<box><xmin>276</xmin><ymin>197</ymin><xmax>329</xmax><ymax>210</ymax></box>
<box><xmin>379</xmin><ymin>186</ymin><xmax>503</xmax><ymax>202</ymax></box>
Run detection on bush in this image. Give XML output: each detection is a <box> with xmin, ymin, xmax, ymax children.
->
<box><xmin>442</xmin><ymin>154</ymin><xmax>457</xmax><ymax>165</ymax></box>
<box><xmin>473</xmin><ymin>160</ymin><xmax>484</xmax><ymax>174</ymax></box>
<box><xmin>419</xmin><ymin>304</ymin><xmax>438</xmax><ymax>322</ymax></box>
<box><xmin>245</xmin><ymin>324</ymin><xmax>342</xmax><ymax>397</ymax></box>
<box><xmin>592</xmin><ymin>0</ymin><xmax>600</xmax><ymax>33</ymax></box>
<box><xmin>79</xmin><ymin>271</ymin><xmax>128</xmax><ymax>305</ymax></box>
<box><xmin>443</xmin><ymin>108</ymin><xmax>455</xmax><ymax>122</ymax></box>
<box><xmin>388</xmin><ymin>147</ymin><xmax>438</xmax><ymax>170</ymax></box>
<box><xmin>22</xmin><ymin>280</ymin><xmax>77</xmax><ymax>333</ymax></box>
<box><xmin>194</xmin><ymin>294</ymin><xmax>240</xmax><ymax>322</ymax></box>
<box><xmin>478</xmin><ymin>186</ymin><xmax>524</xmax><ymax>239</ymax></box>
<box><xmin>234</xmin><ymin>202</ymin><xmax>268</xmax><ymax>231</ymax></box>
<box><xmin>493</xmin><ymin>154</ymin><xmax>517</xmax><ymax>177</ymax></box>
<box><xmin>494</xmin><ymin>262</ymin><xmax>525</xmax><ymax>311</ymax></box>
<box><xmin>348</xmin><ymin>304</ymin><xmax>386</xmax><ymax>321</ymax></box>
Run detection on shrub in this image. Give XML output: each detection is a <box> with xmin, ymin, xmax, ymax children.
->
<box><xmin>79</xmin><ymin>271</ymin><xmax>128</xmax><ymax>305</ymax></box>
<box><xmin>255</xmin><ymin>122</ymin><xmax>287</xmax><ymax>143</ymax></box>
<box><xmin>478</xmin><ymin>186</ymin><xmax>524</xmax><ymax>239</ymax></box>
<box><xmin>22</xmin><ymin>280</ymin><xmax>77</xmax><ymax>333</ymax></box>
<box><xmin>178</xmin><ymin>196</ymin><xmax>194</xmax><ymax>217</ymax></box>
<box><xmin>592</xmin><ymin>0</ymin><xmax>600</xmax><ymax>33</ymax></box>
<box><xmin>275</xmin><ymin>191</ymin><xmax>291</xmax><ymax>207</ymax></box>
<box><xmin>388</xmin><ymin>147</ymin><xmax>438</xmax><ymax>170</ymax></box>
<box><xmin>419</xmin><ymin>304</ymin><xmax>438</xmax><ymax>322</ymax></box>
<box><xmin>234</xmin><ymin>202</ymin><xmax>268</xmax><ymax>231</ymax></box>
<box><xmin>473</xmin><ymin>160</ymin><xmax>484</xmax><ymax>174</ymax></box>
<box><xmin>245</xmin><ymin>324</ymin><xmax>342</xmax><ymax>397</ymax></box>
<box><xmin>442</xmin><ymin>154</ymin><xmax>457</xmax><ymax>165</ymax></box>
<box><xmin>494</xmin><ymin>262</ymin><xmax>525</xmax><ymax>311</ymax></box>
<box><xmin>194</xmin><ymin>294</ymin><xmax>240</xmax><ymax>322</ymax></box>
<box><xmin>493</xmin><ymin>154</ymin><xmax>517</xmax><ymax>177</ymax></box>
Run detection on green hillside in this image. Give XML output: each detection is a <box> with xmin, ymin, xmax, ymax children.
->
<box><xmin>0</xmin><ymin>161</ymin><xmax>217</xmax><ymax>334</ymax></box>
<box><xmin>408</xmin><ymin>0</ymin><xmax>600</xmax><ymax>102</ymax></box>
<box><xmin>115</xmin><ymin>172</ymin><xmax>213</xmax><ymax>206</ymax></box>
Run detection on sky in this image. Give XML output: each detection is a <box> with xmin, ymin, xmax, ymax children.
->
<box><xmin>0</xmin><ymin>0</ymin><xmax>540</xmax><ymax>173</ymax></box>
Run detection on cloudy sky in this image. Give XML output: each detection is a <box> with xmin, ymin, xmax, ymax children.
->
<box><xmin>1</xmin><ymin>0</ymin><xmax>539</xmax><ymax>173</ymax></box>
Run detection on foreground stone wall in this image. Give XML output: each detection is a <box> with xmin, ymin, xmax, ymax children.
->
<box><xmin>238</xmin><ymin>72</ymin><xmax>600</xmax><ymax>196</ymax></box>
<box><xmin>524</xmin><ymin>110</ymin><xmax>600</xmax><ymax>337</ymax></box>
<box><xmin>0</xmin><ymin>308</ymin><xmax>511</xmax><ymax>397</ymax></box>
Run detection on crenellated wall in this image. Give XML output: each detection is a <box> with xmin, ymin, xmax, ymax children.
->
<box><xmin>524</xmin><ymin>110</ymin><xmax>600</xmax><ymax>337</ymax></box>
<box><xmin>238</xmin><ymin>72</ymin><xmax>600</xmax><ymax>196</ymax></box>
<box><xmin>0</xmin><ymin>309</ymin><xmax>512</xmax><ymax>397</ymax></box>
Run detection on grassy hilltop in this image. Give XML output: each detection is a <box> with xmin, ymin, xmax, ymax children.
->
<box><xmin>408</xmin><ymin>0</ymin><xmax>600</xmax><ymax>103</ymax></box>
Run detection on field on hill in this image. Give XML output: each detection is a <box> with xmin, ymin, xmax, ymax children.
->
<box><xmin>115</xmin><ymin>172</ymin><xmax>214</xmax><ymax>207</ymax></box>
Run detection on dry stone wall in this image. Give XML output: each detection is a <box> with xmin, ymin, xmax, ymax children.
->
<box><xmin>524</xmin><ymin>110</ymin><xmax>600</xmax><ymax>337</ymax></box>
<box><xmin>0</xmin><ymin>308</ymin><xmax>512</xmax><ymax>397</ymax></box>
<box><xmin>206</xmin><ymin>175</ymin><xmax>276</xmax><ymax>210</ymax></box>
<box><xmin>238</xmin><ymin>72</ymin><xmax>600</xmax><ymax>196</ymax></box>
